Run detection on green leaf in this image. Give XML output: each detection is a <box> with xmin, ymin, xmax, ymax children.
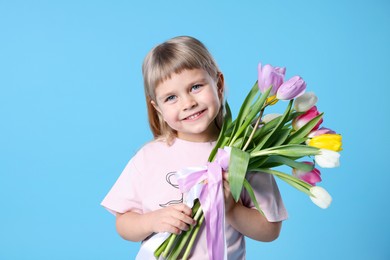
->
<box><xmin>228</xmin><ymin>147</ymin><xmax>250</xmax><ymax>202</ymax></box>
<box><xmin>287</xmin><ymin>113</ymin><xmax>324</xmax><ymax>144</ymax></box>
<box><xmin>240</xmin><ymin>124</ymin><xmax>254</xmax><ymax>150</ymax></box>
<box><xmin>229</xmin><ymin>85</ymin><xmax>271</xmax><ymax>146</ymax></box>
<box><xmin>265</xmin><ymin>155</ymin><xmax>314</xmax><ymax>171</ymax></box>
<box><xmin>254</xmin><ymin>128</ymin><xmax>291</xmax><ymax>151</ymax></box>
<box><xmin>288</xmin><ymin>137</ymin><xmax>307</xmax><ymax>145</ymax></box>
<box><xmin>253</xmin><ymin>109</ymin><xmax>298</xmax><ymax>142</ymax></box>
<box><xmin>250</xmin><ymin>144</ymin><xmax>320</xmax><ymax>158</ymax></box>
<box><xmin>254</xmin><ymin>168</ymin><xmax>312</xmax><ymax>196</ymax></box>
<box><xmin>243</xmin><ymin>179</ymin><xmax>264</xmax><ymax>216</ymax></box>
<box><xmin>237</xmin><ymin>82</ymin><xmax>261</xmax><ymax>126</ymax></box>
<box><xmin>208</xmin><ymin>102</ymin><xmax>232</xmax><ymax>162</ymax></box>
<box><xmin>228</xmin><ymin>82</ymin><xmax>260</xmax><ymax>145</ymax></box>
<box><xmin>248</xmin><ymin>156</ymin><xmax>268</xmax><ymax>169</ymax></box>
<box><xmin>252</xmin><ymin>100</ymin><xmax>293</xmax><ymax>152</ymax></box>
<box><xmin>232</xmin><ymin>137</ymin><xmax>244</xmax><ymax>148</ymax></box>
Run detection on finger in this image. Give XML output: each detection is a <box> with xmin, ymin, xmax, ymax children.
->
<box><xmin>175</xmin><ymin>210</ymin><xmax>196</xmax><ymax>226</ymax></box>
<box><xmin>223</xmin><ymin>172</ymin><xmax>229</xmax><ymax>180</ymax></box>
<box><xmin>173</xmin><ymin>204</ymin><xmax>193</xmax><ymax>216</ymax></box>
<box><xmin>223</xmin><ymin>180</ymin><xmax>230</xmax><ymax>192</ymax></box>
<box><xmin>164</xmin><ymin>215</ymin><xmax>191</xmax><ymax>232</ymax></box>
<box><xmin>163</xmin><ymin>224</ymin><xmax>182</xmax><ymax>235</ymax></box>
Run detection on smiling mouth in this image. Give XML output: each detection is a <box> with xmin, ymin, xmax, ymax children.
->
<box><xmin>183</xmin><ymin>110</ymin><xmax>206</xmax><ymax>120</ymax></box>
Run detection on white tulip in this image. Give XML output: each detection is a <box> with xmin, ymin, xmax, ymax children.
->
<box><xmin>315</xmin><ymin>149</ymin><xmax>340</xmax><ymax>168</ymax></box>
<box><xmin>310</xmin><ymin>186</ymin><xmax>332</xmax><ymax>209</ymax></box>
<box><xmin>294</xmin><ymin>92</ymin><xmax>318</xmax><ymax>112</ymax></box>
<box><xmin>262</xmin><ymin>113</ymin><xmax>282</xmax><ymax>123</ymax></box>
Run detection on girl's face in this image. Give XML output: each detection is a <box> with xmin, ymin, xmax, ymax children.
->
<box><xmin>152</xmin><ymin>69</ymin><xmax>223</xmax><ymax>142</ymax></box>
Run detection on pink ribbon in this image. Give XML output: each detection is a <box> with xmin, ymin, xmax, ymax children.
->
<box><xmin>176</xmin><ymin>148</ymin><xmax>230</xmax><ymax>260</ymax></box>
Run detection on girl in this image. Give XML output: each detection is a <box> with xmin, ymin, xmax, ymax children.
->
<box><xmin>101</xmin><ymin>36</ymin><xmax>287</xmax><ymax>259</ymax></box>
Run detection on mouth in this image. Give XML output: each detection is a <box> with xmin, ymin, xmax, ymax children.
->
<box><xmin>182</xmin><ymin>110</ymin><xmax>206</xmax><ymax>121</ymax></box>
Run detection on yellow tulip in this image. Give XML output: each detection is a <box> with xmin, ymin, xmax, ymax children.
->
<box><xmin>308</xmin><ymin>134</ymin><xmax>343</xmax><ymax>152</ymax></box>
<box><xmin>266</xmin><ymin>95</ymin><xmax>279</xmax><ymax>105</ymax></box>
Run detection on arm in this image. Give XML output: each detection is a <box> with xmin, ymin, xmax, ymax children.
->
<box><xmin>223</xmin><ymin>173</ymin><xmax>282</xmax><ymax>242</ymax></box>
<box><xmin>225</xmin><ymin>202</ymin><xmax>282</xmax><ymax>242</ymax></box>
<box><xmin>116</xmin><ymin>204</ymin><xmax>196</xmax><ymax>242</ymax></box>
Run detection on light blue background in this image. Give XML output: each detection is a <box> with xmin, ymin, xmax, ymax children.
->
<box><xmin>1</xmin><ymin>0</ymin><xmax>389</xmax><ymax>259</ymax></box>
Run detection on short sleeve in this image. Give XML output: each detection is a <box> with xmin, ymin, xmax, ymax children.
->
<box><xmin>101</xmin><ymin>158</ymin><xmax>143</xmax><ymax>215</ymax></box>
<box><xmin>241</xmin><ymin>172</ymin><xmax>288</xmax><ymax>222</ymax></box>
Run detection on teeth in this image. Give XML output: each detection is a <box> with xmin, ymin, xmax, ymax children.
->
<box><xmin>186</xmin><ymin>111</ymin><xmax>202</xmax><ymax>120</ymax></box>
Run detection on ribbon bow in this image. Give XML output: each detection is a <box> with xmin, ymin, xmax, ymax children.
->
<box><xmin>136</xmin><ymin>147</ymin><xmax>231</xmax><ymax>260</ymax></box>
<box><xmin>175</xmin><ymin>147</ymin><xmax>230</xmax><ymax>260</ymax></box>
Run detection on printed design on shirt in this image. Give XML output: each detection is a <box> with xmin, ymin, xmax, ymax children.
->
<box><xmin>159</xmin><ymin>171</ymin><xmax>183</xmax><ymax>207</ymax></box>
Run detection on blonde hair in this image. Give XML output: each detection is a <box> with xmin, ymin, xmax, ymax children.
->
<box><xmin>142</xmin><ymin>36</ymin><xmax>224</xmax><ymax>143</ymax></box>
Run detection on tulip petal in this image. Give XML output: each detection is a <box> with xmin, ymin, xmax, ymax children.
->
<box><xmin>293</xmin><ymin>162</ymin><xmax>322</xmax><ymax>186</ymax></box>
<box><xmin>294</xmin><ymin>92</ymin><xmax>318</xmax><ymax>112</ymax></box>
<box><xmin>276</xmin><ymin>76</ymin><xmax>306</xmax><ymax>100</ymax></box>
<box><xmin>308</xmin><ymin>134</ymin><xmax>343</xmax><ymax>152</ymax></box>
<box><xmin>310</xmin><ymin>186</ymin><xmax>332</xmax><ymax>209</ymax></box>
<box><xmin>315</xmin><ymin>149</ymin><xmax>340</xmax><ymax>168</ymax></box>
<box><xmin>292</xmin><ymin>106</ymin><xmax>323</xmax><ymax>131</ymax></box>
<box><xmin>308</xmin><ymin>127</ymin><xmax>336</xmax><ymax>138</ymax></box>
<box><xmin>258</xmin><ymin>63</ymin><xmax>286</xmax><ymax>95</ymax></box>
<box><xmin>262</xmin><ymin>113</ymin><xmax>282</xmax><ymax>124</ymax></box>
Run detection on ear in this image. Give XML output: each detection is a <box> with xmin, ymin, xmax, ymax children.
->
<box><xmin>217</xmin><ymin>72</ymin><xmax>225</xmax><ymax>99</ymax></box>
<box><xmin>151</xmin><ymin>99</ymin><xmax>162</xmax><ymax>114</ymax></box>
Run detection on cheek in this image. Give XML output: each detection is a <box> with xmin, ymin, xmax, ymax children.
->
<box><xmin>159</xmin><ymin>108</ymin><xmax>177</xmax><ymax>123</ymax></box>
<box><xmin>210</xmin><ymin>93</ymin><xmax>222</xmax><ymax>109</ymax></box>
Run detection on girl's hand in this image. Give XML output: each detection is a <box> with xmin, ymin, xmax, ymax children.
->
<box><xmin>223</xmin><ymin>172</ymin><xmax>239</xmax><ymax>214</ymax></box>
<box><xmin>148</xmin><ymin>204</ymin><xmax>196</xmax><ymax>235</ymax></box>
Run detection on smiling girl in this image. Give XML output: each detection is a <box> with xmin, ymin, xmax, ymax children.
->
<box><xmin>101</xmin><ymin>36</ymin><xmax>287</xmax><ymax>259</ymax></box>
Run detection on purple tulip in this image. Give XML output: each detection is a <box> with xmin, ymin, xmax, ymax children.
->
<box><xmin>258</xmin><ymin>63</ymin><xmax>286</xmax><ymax>95</ymax></box>
<box><xmin>276</xmin><ymin>76</ymin><xmax>307</xmax><ymax>100</ymax></box>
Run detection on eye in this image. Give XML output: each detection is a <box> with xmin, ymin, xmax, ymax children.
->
<box><xmin>165</xmin><ymin>95</ymin><xmax>176</xmax><ymax>102</ymax></box>
<box><xmin>191</xmin><ymin>84</ymin><xmax>203</xmax><ymax>92</ymax></box>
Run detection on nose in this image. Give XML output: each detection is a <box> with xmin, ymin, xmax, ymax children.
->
<box><xmin>182</xmin><ymin>95</ymin><xmax>197</xmax><ymax>111</ymax></box>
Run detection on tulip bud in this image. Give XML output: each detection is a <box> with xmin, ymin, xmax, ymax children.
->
<box><xmin>262</xmin><ymin>113</ymin><xmax>282</xmax><ymax>124</ymax></box>
<box><xmin>292</xmin><ymin>162</ymin><xmax>322</xmax><ymax>186</ymax></box>
<box><xmin>315</xmin><ymin>149</ymin><xmax>340</xmax><ymax>168</ymax></box>
<box><xmin>309</xmin><ymin>186</ymin><xmax>332</xmax><ymax>209</ymax></box>
<box><xmin>292</xmin><ymin>106</ymin><xmax>323</xmax><ymax>131</ymax></box>
<box><xmin>308</xmin><ymin>127</ymin><xmax>336</xmax><ymax>138</ymax></box>
<box><xmin>276</xmin><ymin>76</ymin><xmax>306</xmax><ymax>100</ymax></box>
<box><xmin>294</xmin><ymin>92</ymin><xmax>318</xmax><ymax>112</ymax></box>
<box><xmin>308</xmin><ymin>134</ymin><xmax>343</xmax><ymax>152</ymax></box>
<box><xmin>258</xmin><ymin>63</ymin><xmax>286</xmax><ymax>95</ymax></box>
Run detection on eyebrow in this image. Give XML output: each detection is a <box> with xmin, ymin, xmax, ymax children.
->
<box><xmin>186</xmin><ymin>77</ymin><xmax>207</xmax><ymax>87</ymax></box>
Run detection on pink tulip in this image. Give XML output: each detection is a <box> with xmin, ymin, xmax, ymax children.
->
<box><xmin>276</xmin><ymin>76</ymin><xmax>306</xmax><ymax>100</ymax></box>
<box><xmin>308</xmin><ymin>127</ymin><xmax>336</xmax><ymax>138</ymax></box>
<box><xmin>292</xmin><ymin>106</ymin><xmax>323</xmax><ymax>131</ymax></box>
<box><xmin>258</xmin><ymin>63</ymin><xmax>286</xmax><ymax>95</ymax></box>
<box><xmin>293</xmin><ymin>162</ymin><xmax>322</xmax><ymax>186</ymax></box>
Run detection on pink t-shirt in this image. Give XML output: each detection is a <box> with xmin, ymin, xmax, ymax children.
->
<box><xmin>101</xmin><ymin>138</ymin><xmax>288</xmax><ymax>259</ymax></box>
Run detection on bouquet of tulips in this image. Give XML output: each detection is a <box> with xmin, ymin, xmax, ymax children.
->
<box><xmin>152</xmin><ymin>63</ymin><xmax>343</xmax><ymax>259</ymax></box>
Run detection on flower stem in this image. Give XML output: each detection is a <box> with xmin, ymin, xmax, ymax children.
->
<box><xmin>154</xmin><ymin>237</ymin><xmax>170</xmax><ymax>258</ymax></box>
<box><xmin>182</xmin><ymin>213</ymin><xmax>205</xmax><ymax>260</ymax></box>
<box><xmin>242</xmin><ymin>108</ymin><xmax>264</xmax><ymax>151</ymax></box>
<box><xmin>168</xmin><ymin>205</ymin><xmax>204</xmax><ymax>259</ymax></box>
<box><xmin>242</xmin><ymin>95</ymin><xmax>277</xmax><ymax>151</ymax></box>
<box><xmin>161</xmin><ymin>233</ymin><xmax>177</xmax><ymax>258</ymax></box>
